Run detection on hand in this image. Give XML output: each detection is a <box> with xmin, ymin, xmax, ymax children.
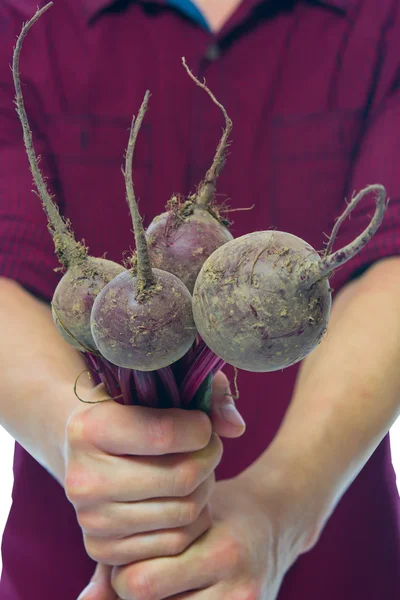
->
<box><xmin>69</xmin><ymin>371</ymin><xmax>246</xmax><ymax>600</ymax></box>
<box><xmin>110</xmin><ymin>472</ymin><xmax>312</xmax><ymax>600</ymax></box>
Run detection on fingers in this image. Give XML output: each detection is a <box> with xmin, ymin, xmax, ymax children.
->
<box><xmin>110</xmin><ymin>512</ymin><xmax>259</xmax><ymax>600</ymax></box>
<box><xmin>111</xmin><ymin>536</ymin><xmax>218</xmax><ymax>600</ymax></box>
<box><xmin>66</xmin><ymin>433</ymin><xmax>223</xmax><ymax>504</ymax></box>
<box><xmin>67</xmin><ymin>433</ymin><xmax>222</xmax><ymax>568</ymax></box>
<box><xmin>165</xmin><ymin>581</ymin><xmax>261</xmax><ymax>600</ymax></box>
<box><xmin>67</xmin><ymin>401</ymin><xmax>213</xmax><ymax>456</ymax></box>
<box><xmin>83</xmin><ymin>504</ymin><xmax>213</xmax><ymax>566</ymax></box>
<box><xmin>76</xmin><ymin>563</ymin><xmax>117</xmax><ymax>600</ymax></box>
<box><xmin>79</xmin><ymin>472</ymin><xmax>215</xmax><ymax>539</ymax></box>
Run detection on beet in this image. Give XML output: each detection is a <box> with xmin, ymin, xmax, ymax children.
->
<box><xmin>51</xmin><ymin>258</ymin><xmax>125</xmax><ymax>352</ymax></box>
<box><xmin>146</xmin><ymin>58</ymin><xmax>233</xmax><ymax>293</ymax></box>
<box><xmin>13</xmin><ymin>2</ymin><xmax>125</xmax><ymax>353</ymax></box>
<box><xmin>90</xmin><ymin>92</ymin><xmax>197</xmax><ymax>371</ymax></box>
<box><xmin>146</xmin><ymin>203</ymin><xmax>233</xmax><ymax>293</ymax></box>
<box><xmin>192</xmin><ymin>185</ymin><xmax>387</xmax><ymax>372</ymax></box>
<box><xmin>91</xmin><ymin>268</ymin><xmax>195</xmax><ymax>370</ymax></box>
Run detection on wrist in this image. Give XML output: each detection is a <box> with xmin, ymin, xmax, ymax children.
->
<box><xmin>239</xmin><ymin>441</ymin><xmax>331</xmax><ymax>555</ymax></box>
<box><xmin>37</xmin><ymin>374</ymin><xmax>93</xmax><ymax>485</ymax></box>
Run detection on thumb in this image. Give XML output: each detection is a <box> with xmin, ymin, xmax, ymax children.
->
<box><xmin>77</xmin><ymin>563</ymin><xmax>117</xmax><ymax>600</ymax></box>
<box><xmin>209</xmin><ymin>370</ymin><xmax>246</xmax><ymax>438</ymax></box>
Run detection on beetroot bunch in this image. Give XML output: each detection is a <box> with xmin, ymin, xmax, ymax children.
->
<box><xmin>13</xmin><ymin>3</ymin><xmax>388</xmax><ymax>412</ymax></box>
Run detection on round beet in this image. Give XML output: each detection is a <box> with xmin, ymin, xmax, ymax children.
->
<box><xmin>193</xmin><ymin>185</ymin><xmax>387</xmax><ymax>372</ymax></box>
<box><xmin>52</xmin><ymin>258</ymin><xmax>125</xmax><ymax>352</ymax></box>
<box><xmin>91</xmin><ymin>269</ymin><xmax>195</xmax><ymax>370</ymax></box>
<box><xmin>147</xmin><ymin>205</ymin><xmax>233</xmax><ymax>293</ymax></box>
<box><xmin>193</xmin><ymin>231</ymin><xmax>331</xmax><ymax>371</ymax></box>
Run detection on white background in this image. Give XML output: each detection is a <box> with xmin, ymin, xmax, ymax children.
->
<box><xmin>0</xmin><ymin>421</ymin><xmax>399</xmax><ymax>574</ymax></box>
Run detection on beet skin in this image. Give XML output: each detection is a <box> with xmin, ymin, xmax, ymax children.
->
<box><xmin>147</xmin><ymin>206</ymin><xmax>233</xmax><ymax>293</ymax></box>
<box><xmin>91</xmin><ymin>269</ymin><xmax>197</xmax><ymax>371</ymax></box>
<box><xmin>52</xmin><ymin>257</ymin><xmax>125</xmax><ymax>352</ymax></box>
<box><xmin>192</xmin><ymin>231</ymin><xmax>332</xmax><ymax>372</ymax></box>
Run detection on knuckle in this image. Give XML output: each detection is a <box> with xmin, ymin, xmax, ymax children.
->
<box><xmin>212</xmin><ymin>432</ymin><xmax>224</xmax><ymax>462</ymax></box>
<box><xmin>206</xmin><ymin>472</ymin><xmax>216</xmax><ymax>496</ymax></box>
<box><xmin>195</xmin><ymin>410</ymin><xmax>213</xmax><ymax>446</ymax></box>
<box><xmin>64</xmin><ymin>465</ymin><xmax>102</xmax><ymax>506</ymax></box>
<box><xmin>84</xmin><ymin>536</ymin><xmax>113</xmax><ymax>565</ymax></box>
<box><xmin>202</xmin><ymin>504</ymin><xmax>213</xmax><ymax>529</ymax></box>
<box><xmin>127</xmin><ymin>566</ymin><xmax>158</xmax><ymax>600</ymax></box>
<box><xmin>175</xmin><ymin>462</ymin><xmax>199</xmax><ymax>496</ymax></box>
<box><xmin>232</xmin><ymin>583</ymin><xmax>261</xmax><ymax>600</ymax></box>
<box><xmin>64</xmin><ymin>465</ymin><xmax>84</xmax><ymax>503</ymax></box>
<box><xmin>178</xmin><ymin>499</ymin><xmax>201</xmax><ymax>526</ymax></box>
<box><xmin>77</xmin><ymin>509</ymin><xmax>111</xmax><ymax>537</ymax></box>
<box><xmin>225</xmin><ymin>537</ymin><xmax>244</xmax><ymax>572</ymax></box>
<box><xmin>67</xmin><ymin>404</ymin><xmax>112</xmax><ymax>449</ymax></box>
<box><xmin>166</xmin><ymin>530</ymin><xmax>190</xmax><ymax>555</ymax></box>
<box><xmin>147</xmin><ymin>413</ymin><xmax>176</xmax><ymax>452</ymax></box>
<box><xmin>215</xmin><ymin>534</ymin><xmax>244</xmax><ymax>573</ymax></box>
<box><xmin>66</xmin><ymin>411</ymin><xmax>86</xmax><ymax>446</ymax></box>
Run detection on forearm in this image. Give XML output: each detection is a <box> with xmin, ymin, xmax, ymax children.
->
<box><xmin>0</xmin><ymin>277</ymin><xmax>93</xmax><ymax>484</ymax></box>
<box><xmin>245</xmin><ymin>257</ymin><xmax>400</xmax><ymax>547</ymax></box>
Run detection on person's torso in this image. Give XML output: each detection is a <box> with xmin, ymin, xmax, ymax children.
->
<box><xmin>1</xmin><ymin>0</ymin><xmax>399</xmax><ymax>598</ymax></box>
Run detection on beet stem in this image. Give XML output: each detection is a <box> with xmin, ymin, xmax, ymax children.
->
<box><xmin>180</xmin><ymin>345</ymin><xmax>226</xmax><ymax>406</ymax></box>
<box><xmin>157</xmin><ymin>367</ymin><xmax>181</xmax><ymax>408</ymax></box>
<box><xmin>133</xmin><ymin>370</ymin><xmax>158</xmax><ymax>408</ymax></box>
<box><xmin>182</xmin><ymin>57</ymin><xmax>232</xmax><ymax>209</ymax></box>
<box><xmin>12</xmin><ymin>2</ymin><xmax>86</xmax><ymax>269</ymax></box>
<box><xmin>306</xmin><ymin>184</ymin><xmax>388</xmax><ymax>286</ymax></box>
<box><xmin>123</xmin><ymin>91</ymin><xmax>155</xmax><ymax>289</ymax></box>
<box><xmin>118</xmin><ymin>368</ymin><xmax>136</xmax><ymax>405</ymax></box>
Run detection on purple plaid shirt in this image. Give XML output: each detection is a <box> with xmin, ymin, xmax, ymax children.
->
<box><xmin>0</xmin><ymin>0</ymin><xmax>399</xmax><ymax>598</ymax></box>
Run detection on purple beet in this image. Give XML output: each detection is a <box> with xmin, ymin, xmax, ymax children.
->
<box><xmin>192</xmin><ymin>185</ymin><xmax>387</xmax><ymax>372</ymax></box>
<box><xmin>13</xmin><ymin>3</ymin><xmax>125</xmax><ymax>353</ymax></box>
<box><xmin>51</xmin><ymin>258</ymin><xmax>125</xmax><ymax>352</ymax></box>
<box><xmin>91</xmin><ymin>92</ymin><xmax>197</xmax><ymax>371</ymax></box>
<box><xmin>146</xmin><ymin>58</ymin><xmax>233</xmax><ymax>293</ymax></box>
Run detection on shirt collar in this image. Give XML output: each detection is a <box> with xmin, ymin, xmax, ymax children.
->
<box><xmin>83</xmin><ymin>0</ymin><xmax>349</xmax><ymax>23</ymax></box>
<box><xmin>83</xmin><ymin>0</ymin><xmax>162</xmax><ymax>21</ymax></box>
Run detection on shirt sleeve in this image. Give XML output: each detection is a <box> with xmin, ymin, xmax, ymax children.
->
<box><xmin>0</xmin><ymin>6</ymin><xmax>61</xmax><ymax>301</ymax></box>
<box><xmin>327</xmin><ymin>80</ymin><xmax>400</xmax><ymax>292</ymax></box>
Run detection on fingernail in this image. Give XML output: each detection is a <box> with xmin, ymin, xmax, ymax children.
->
<box><xmin>218</xmin><ymin>404</ymin><xmax>246</xmax><ymax>428</ymax></box>
<box><xmin>77</xmin><ymin>582</ymin><xmax>96</xmax><ymax>600</ymax></box>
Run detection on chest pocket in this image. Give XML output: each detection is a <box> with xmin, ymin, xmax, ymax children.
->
<box><xmin>267</xmin><ymin>109</ymin><xmax>365</xmax><ymax>251</ymax></box>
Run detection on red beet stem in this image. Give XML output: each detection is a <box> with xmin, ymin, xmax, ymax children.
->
<box><xmin>118</xmin><ymin>368</ymin><xmax>136</xmax><ymax>406</ymax></box>
<box><xmin>85</xmin><ymin>353</ymin><xmax>122</xmax><ymax>401</ymax></box>
<box><xmin>133</xmin><ymin>370</ymin><xmax>159</xmax><ymax>408</ymax></box>
<box><xmin>180</xmin><ymin>345</ymin><xmax>226</xmax><ymax>406</ymax></box>
<box><xmin>157</xmin><ymin>367</ymin><xmax>181</xmax><ymax>408</ymax></box>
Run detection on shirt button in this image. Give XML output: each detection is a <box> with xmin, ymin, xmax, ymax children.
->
<box><xmin>205</xmin><ymin>43</ymin><xmax>220</xmax><ymax>62</ymax></box>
